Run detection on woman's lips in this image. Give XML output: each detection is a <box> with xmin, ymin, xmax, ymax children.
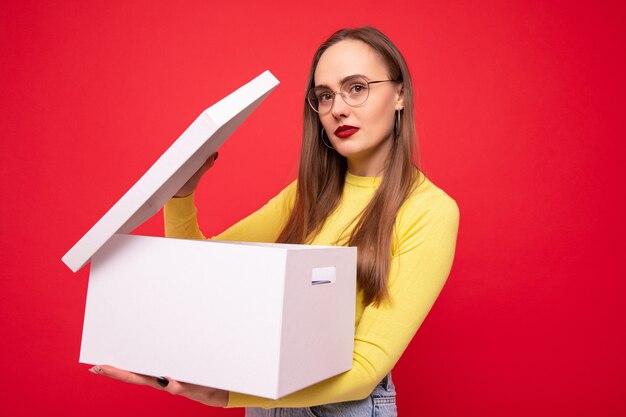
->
<box><xmin>334</xmin><ymin>125</ymin><xmax>359</xmax><ymax>138</ymax></box>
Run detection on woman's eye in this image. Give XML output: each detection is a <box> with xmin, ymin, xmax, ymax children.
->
<box><xmin>318</xmin><ymin>92</ymin><xmax>333</xmax><ymax>101</ymax></box>
<box><xmin>350</xmin><ymin>84</ymin><xmax>367</xmax><ymax>94</ymax></box>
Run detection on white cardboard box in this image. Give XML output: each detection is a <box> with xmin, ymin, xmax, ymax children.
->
<box><xmin>82</xmin><ymin>235</ymin><xmax>356</xmax><ymax>399</ymax></box>
<box><xmin>63</xmin><ymin>71</ymin><xmax>357</xmax><ymax>399</ymax></box>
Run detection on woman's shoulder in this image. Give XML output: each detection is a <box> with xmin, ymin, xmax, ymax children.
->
<box><xmin>275</xmin><ymin>179</ymin><xmax>298</xmax><ymax>202</ymax></box>
<box><xmin>397</xmin><ymin>170</ymin><xmax>460</xmax><ymax>226</ymax></box>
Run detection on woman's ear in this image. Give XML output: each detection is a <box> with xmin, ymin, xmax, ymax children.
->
<box><xmin>395</xmin><ymin>84</ymin><xmax>405</xmax><ymax>111</ymax></box>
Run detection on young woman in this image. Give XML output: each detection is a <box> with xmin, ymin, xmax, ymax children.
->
<box><xmin>90</xmin><ymin>26</ymin><xmax>459</xmax><ymax>416</ymax></box>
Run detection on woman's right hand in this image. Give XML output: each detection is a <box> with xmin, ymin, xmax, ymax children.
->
<box><xmin>174</xmin><ymin>152</ymin><xmax>219</xmax><ymax>198</ymax></box>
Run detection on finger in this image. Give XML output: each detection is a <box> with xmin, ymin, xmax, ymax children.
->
<box><xmin>151</xmin><ymin>376</ymin><xmax>191</xmax><ymax>396</ymax></box>
<box><xmin>205</xmin><ymin>152</ymin><xmax>219</xmax><ymax>168</ymax></box>
<box><xmin>197</xmin><ymin>154</ymin><xmax>218</xmax><ymax>177</ymax></box>
<box><xmin>161</xmin><ymin>377</ymin><xmax>187</xmax><ymax>395</ymax></box>
<box><xmin>90</xmin><ymin>365</ymin><xmax>162</xmax><ymax>390</ymax></box>
<box><xmin>164</xmin><ymin>379</ymin><xmax>217</xmax><ymax>403</ymax></box>
<box><xmin>151</xmin><ymin>376</ymin><xmax>205</xmax><ymax>396</ymax></box>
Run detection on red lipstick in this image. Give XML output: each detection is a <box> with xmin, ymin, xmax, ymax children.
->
<box><xmin>334</xmin><ymin>125</ymin><xmax>359</xmax><ymax>138</ymax></box>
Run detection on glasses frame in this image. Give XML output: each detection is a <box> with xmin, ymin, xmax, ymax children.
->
<box><xmin>307</xmin><ymin>77</ymin><xmax>398</xmax><ymax>114</ymax></box>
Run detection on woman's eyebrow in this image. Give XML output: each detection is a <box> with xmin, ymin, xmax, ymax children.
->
<box><xmin>315</xmin><ymin>74</ymin><xmax>367</xmax><ymax>88</ymax></box>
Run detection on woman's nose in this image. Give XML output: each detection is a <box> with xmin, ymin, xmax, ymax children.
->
<box><xmin>330</xmin><ymin>93</ymin><xmax>350</xmax><ymax>118</ymax></box>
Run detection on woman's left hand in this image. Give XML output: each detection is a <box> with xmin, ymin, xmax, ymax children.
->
<box><xmin>89</xmin><ymin>365</ymin><xmax>229</xmax><ymax>407</ymax></box>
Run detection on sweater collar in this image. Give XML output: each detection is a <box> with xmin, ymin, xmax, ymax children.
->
<box><xmin>345</xmin><ymin>171</ymin><xmax>382</xmax><ymax>189</ymax></box>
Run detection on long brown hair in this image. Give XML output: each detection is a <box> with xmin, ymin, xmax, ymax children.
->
<box><xmin>277</xmin><ymin>27</ymin><xmax>420</xmax><ymax>306</ymax></box>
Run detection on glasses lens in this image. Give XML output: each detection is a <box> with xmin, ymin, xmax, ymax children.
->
<box><xmin>306</xmin><ymin>89</ymin><xmax>318</xmax><ymax>112</ymax></box>
<box><xmin>307</xmin><ymin>76</ymin><xmax>372</xmax><ymax>113</ymax></box>
<box><xmin>308</xmin><ymin>87</ymin><xmax>334</xmax><ymax>113</ymax></box>
<box><xmin>341</xmin><ymin>77</ymin><xmax>369</xmax><ymax>107</ymax></box>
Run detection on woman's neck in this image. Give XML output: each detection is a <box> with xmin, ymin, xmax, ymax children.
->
<box><xmin>346</xmin><ymin>137</ymin><xmax>392</xmax><ymax>177</ymax></box>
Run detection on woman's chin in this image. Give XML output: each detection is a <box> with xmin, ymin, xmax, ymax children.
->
<box><xmin>332</xmin><ymin>141</ymin><xmax>363</xmax><ymax>158</ymax></box>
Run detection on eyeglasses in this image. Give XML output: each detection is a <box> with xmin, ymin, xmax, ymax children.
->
<box><xmin>307</xmin><ymin>75</ymin><xmax>397</xmax><ymax>114</ymax></box>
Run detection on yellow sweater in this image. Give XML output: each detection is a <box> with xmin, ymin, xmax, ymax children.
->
<box><xmin>163</xmin><ymin>171</ymin><xmax>459</xmax><ymax>408</ymax></box>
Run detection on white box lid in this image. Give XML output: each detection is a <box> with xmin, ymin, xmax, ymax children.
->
<box><xmin>62</xmin><ymin>71</ymin><xmax>279</xmax><ymax>272</ymax></box>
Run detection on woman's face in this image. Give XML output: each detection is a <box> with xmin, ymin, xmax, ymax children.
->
<box><xmin>314</xmin><ymin>39</ymin><xmax>404</xmax><ymax>176</ymax></box>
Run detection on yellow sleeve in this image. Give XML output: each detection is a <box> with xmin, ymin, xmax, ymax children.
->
<box><xmin>163</xmin><ymin>193</ymin><xmax>206</xmax><ymax>240</ymax></box>
<box><xmin>163</xmin><ymin>181</ymin><xmax>297</xmax><ymax>242</ymax></box>
<box><xmin>226</xmin><ymin>194</ymin><xmax>460</xmax><ymax>408</ymax></box>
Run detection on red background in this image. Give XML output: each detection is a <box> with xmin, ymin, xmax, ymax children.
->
<box><xmin>1</xmin><ymin>1</ymin><xmax>624</xmax><ymax>415</ymax></box>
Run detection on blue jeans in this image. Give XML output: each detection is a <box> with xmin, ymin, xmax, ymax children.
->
<box><xmin>245</xmin><ymin>373</ymin><xmax>397</xmax><ymax>417</ymax></box>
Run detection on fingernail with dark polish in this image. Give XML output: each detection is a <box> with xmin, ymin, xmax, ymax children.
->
<box><xmin>156</xmin><ymin>376</ymin><xmax>169</xmax><ymax>388</ymax></box>
<box><xmin>214</xmin><ymin>152</ymin><xmax>219</xmax><ymax>161</ymax></box>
